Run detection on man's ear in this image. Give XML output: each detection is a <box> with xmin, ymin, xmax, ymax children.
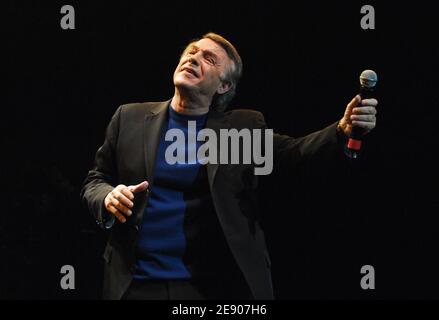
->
<box><xmin>217</xmin><ymin>80</ymin><xmax>232</xmax><ymax>95</ymax></box>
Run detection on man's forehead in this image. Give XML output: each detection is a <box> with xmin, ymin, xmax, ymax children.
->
<box><xmin>192</xmin><ymin>38</ymin><xmax>228</xmax><ymax>57</ymax></box>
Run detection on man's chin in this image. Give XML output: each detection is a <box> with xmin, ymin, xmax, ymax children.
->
<box><xmin>174</xmin><ymin>79</ymin><xmax>199</xmax><ymax>93</ymax></box>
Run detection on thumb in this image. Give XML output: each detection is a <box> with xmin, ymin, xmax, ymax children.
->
<box><xmin>345</xmin><ymin>95</ymin><xmax>361</xmax><ymax>115</ymax></box>
<box><xmin>129</xmin><ymin>181</ymin><xmax>149</xmax><ymax>193</ymax></box>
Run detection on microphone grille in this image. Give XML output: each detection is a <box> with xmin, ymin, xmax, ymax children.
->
<box><xmin>360</xmin><ymin>69</ymin><xmax>378</xmax><ymax>88</ymax></box>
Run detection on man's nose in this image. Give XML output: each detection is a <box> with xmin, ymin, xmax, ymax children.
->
<box><xmin>188</xmin><ymin>53</ymin><xmax>200</xmax><ymax>66</ymax></box>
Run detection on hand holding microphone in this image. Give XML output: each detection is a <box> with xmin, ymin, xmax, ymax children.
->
<box><xmin>338</xmin><ymin>70</ymin><xmax>379</xmax><ymax>159</ymax></box>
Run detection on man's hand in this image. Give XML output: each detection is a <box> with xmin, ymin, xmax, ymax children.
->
<box><xmin>338</xmin><ymin>95</ymin><xmax>378</xmax><ymax>137</ymax></box>
<box><xmin>104</xmin><ymin>181</ymin><xmax>149</xmax><ymax>223</ymax></box>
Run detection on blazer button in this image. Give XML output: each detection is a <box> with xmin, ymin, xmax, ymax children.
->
<box><xmin>134</xmin><ymin>225</ymin><xmax>139</xmax><ymax>232</ymax></box>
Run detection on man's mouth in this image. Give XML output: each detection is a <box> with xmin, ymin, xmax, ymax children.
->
<box><xmin>181</xmin><ymin>67</ymin><xmax>199</xmax><ymax>78</ymax></box>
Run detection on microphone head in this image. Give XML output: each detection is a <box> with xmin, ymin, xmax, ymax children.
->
<box><xmin>360</xmin><ymin>69</ymin><xmax>378</xmax><ymax>88</ymax></box>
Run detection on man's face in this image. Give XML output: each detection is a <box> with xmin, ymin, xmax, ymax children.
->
<box><xmin>173</xmin><ymin>38</ymin><xmax>233</xmax><ymax>101</ymax></box>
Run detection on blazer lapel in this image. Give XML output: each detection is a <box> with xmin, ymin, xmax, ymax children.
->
<box><xmin>205</xmin><ymin>110</ymin><xmax>230</xmax><ymax>190</ymax></box>
<box><xmin>143</xmin><ymin>100</ymin><xmax>170</xmax><ymax>185</ymax></box>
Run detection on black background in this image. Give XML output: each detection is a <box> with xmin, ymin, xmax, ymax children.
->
<box><xmin>2</xmin><ymin>0</ymin><xmax>438</xmax><ymax>299</ymax></box>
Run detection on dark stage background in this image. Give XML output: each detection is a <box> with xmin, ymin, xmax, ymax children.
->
<box><xmin>2</xmin><ymin>1</ymin><xmax>438</xmax><ymax>299</ymax></box>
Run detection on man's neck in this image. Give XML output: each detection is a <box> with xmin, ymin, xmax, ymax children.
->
<box><xmin>170</xmin><ymin>90</ymin><xmax>210</xmax><ymax>115</ymax></box>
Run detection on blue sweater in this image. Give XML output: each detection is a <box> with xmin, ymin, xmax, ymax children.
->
<box><xmin>134</xmin><ymin>105</ymin><xmax>209</xmax><ymax>280</ymax></box>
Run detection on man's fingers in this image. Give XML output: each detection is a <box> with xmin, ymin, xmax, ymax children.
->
<box><xmin>110</xmin><ymin>197</ymin><xmax>132</xmax><ymax>216</ymax></box>
<box><xmin>350</xmin><ymin>114</ymin><xmax>376</xmax><ymax>122</ymax></box>
<box><xmin>361</xmin><ymin>98</ymin><xmax>378</xmax><ymax>107</ymax></box>
<box><xmin>107</xmin><ymin>205</ymin><xmax>126</xmax><ymax>223</ymax></box>
<box><xmin>352</xmin><ymin>120</ymin><xmax>376</xmax><ymax>130</ymax></box>
<box><xmin>129</xmin><ymin>181</ymin><xmax>149</xmax><ymax>194</ymax></box>
<box><xmin>120</xmin><ymin>187</ymin><xmax>134</xmax><ymax>201</ymax></box>
<box><xmin>112</xmin><ymin>190</ymin><xmax>134</xmax><ymax>209</ymax></box>
<box><xmin>353</xmin><ymin>107</ymin><xmax>377</xmax><ymax>115</ymax></box>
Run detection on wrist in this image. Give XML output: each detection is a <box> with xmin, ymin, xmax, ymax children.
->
<box><xmin>336</xmin><ymin>121</ymin><xmax>347</xmax><ymax>140</ymax></box>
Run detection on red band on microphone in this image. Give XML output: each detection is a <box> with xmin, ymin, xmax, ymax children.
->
<box><xmin>348</xmin><ymin>138</ymin><xmax>362</xmax><ymax>150</ymax></box>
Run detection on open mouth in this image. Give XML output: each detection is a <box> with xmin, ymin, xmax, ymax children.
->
<box><xmin>182</xmin><ymin>67</ymin><xmax>198</xmax><ymax>78</ymax></box>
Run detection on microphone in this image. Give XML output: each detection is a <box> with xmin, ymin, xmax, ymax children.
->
<box><xmin>345</xmin><ymin>69</ymin><xmax>378</xmax><ymax>159</ymax></box>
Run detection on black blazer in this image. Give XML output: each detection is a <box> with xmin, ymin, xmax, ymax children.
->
<box><xmin>80</xmin><ymin>100</ymin><xmax>344</xmax><ymax>299</ymax></box>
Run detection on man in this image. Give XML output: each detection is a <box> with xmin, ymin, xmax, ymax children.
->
<box><xmin>80</xmin><ymin>33</ymin><xmax>378</xmax><ymax>300</ymax></box>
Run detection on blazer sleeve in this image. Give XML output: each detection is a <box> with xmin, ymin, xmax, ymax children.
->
<box><xmin>80</xmin><ymin>106</ymin><xmax>122</xmax><ymax>229</ymax></box>
<box><xmin>253</xmin><ymin>112</ymin><xmax>348</xmax><ymax>173</ymax></box>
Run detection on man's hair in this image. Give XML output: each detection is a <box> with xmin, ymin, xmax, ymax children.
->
<box><xmin>182</xmin><ymin>32</ymin><xmax>243</xmax><ymax>112</ymax></box>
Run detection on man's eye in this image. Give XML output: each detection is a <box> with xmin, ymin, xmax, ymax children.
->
<box><xmin>206</xmin><ymin>57</ymin><xmax>216</xmax><ymax>65</ymax></box>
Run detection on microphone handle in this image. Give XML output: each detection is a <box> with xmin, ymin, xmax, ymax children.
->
<box><xmin>346</xmin><ymin>86</ymin><xmax>375</xmax><ymax>158</ymax></box>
